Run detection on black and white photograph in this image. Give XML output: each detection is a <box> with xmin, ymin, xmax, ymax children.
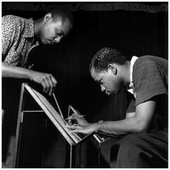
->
<box><xmin>2</xmin><ymin>1</ymin><xmax>168</xmax><ymax>168</ymax></box>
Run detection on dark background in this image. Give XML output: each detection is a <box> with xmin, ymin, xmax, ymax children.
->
<box><xmin>2</xmin><ymin>2</ymin><xmax>168</xmax><ymax>168</ymax></box>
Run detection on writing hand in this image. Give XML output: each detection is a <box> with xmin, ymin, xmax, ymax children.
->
<box><xmin>66</xmin><ymin>113</ymin><xmax>89</xmax><ymax>127</ymax></box>
<box><xmin>66</xmin><ymin>123</ymin><xmax>99</xmax><ymax>134</ymax></box>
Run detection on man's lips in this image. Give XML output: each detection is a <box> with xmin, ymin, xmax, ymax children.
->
<box><xmin>105</xmin><ymin>90</ymin><xmax>110</xmax><ymax>95</ymax></box>
<box><xmin>48</xmin><ymin>40</ymin><xmax>54</xmax><ymax>45</ymax></box>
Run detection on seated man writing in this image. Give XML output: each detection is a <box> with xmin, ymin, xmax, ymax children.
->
<box><xmin>67</xmin><ymin>47</ymin><xmax>168</xmax><ymax>168</ymax></box>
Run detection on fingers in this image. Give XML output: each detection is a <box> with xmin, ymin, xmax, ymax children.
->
<box><xmin>67</xmin><ymin>124</ymin><xmax>79</xmax><ymax>129</ymax></box>
<box><xmin>67</xmin><ymin>125</ymin><xmax>89</xmax><ymax>134</ymax></box>
<box><xmin>32</xmin><ymin>71</ymin><xmax>57</xmax><ymax>95</ymax></box>
<box><xmin>66</xmin><ymin>124</ymin><xmax>82</xmax><ymax>132</ymax></box>
<box><xmin>41</xmin><ymin>74</ymin><xmax>57</xmax><ymax>95</ymax></box>
<box><xmin>65</xmin><ymin>114</ymin><xmax>76</xmax><ymax>120</ymax></box>
<box><xmin>66</xmin><ymin>113</ymin><xmax>82</xmax><ymax>121</ymax></box>
<box><xmin>69</xmin><ymin>129</ymin><xmax>80</xmax><ymax>133</ymax></box>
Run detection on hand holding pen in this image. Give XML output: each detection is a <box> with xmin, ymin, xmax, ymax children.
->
<box><xmin>66</xmin><ymin>111</ymin><xmax>89</xmax><ymax>127</ymax></box>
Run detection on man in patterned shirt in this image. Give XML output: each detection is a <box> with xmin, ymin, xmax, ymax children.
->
<box><xmin>2</xmin><ymin>5</ymin><xmax>74</xmax><ymax>95</ymax></box>
<box><xmin>67</xmin><ymin>47</ymin><xmax>168</xmax><ymax>167</ymax></box>
<box><xmin>2</xmin><ymin>6</ymin><xmax>74</xmax><ymax>167</ymax></box>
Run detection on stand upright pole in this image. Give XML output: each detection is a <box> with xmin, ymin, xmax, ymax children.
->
<box><xmin>69</xmin><ymin>145</ymin><xmax>76</xmax><ymax>168</ymax></box>
<box><xmin>13</xmin><ymin>83</ymin><xmax>25</xmax><ymax>167</ymax></box>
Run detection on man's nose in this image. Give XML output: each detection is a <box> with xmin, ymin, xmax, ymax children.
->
<box><xmin>54</xmin><ymin>36</ymin><xmax>62</xmax><ymax>43</ymax></box>
<box><xmin>100</xmin><ymin>85</ymin><xmax>105</xmax><ymax>92</ymax></box>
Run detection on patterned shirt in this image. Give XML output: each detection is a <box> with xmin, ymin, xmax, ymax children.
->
<box><xmin>2</xmin><ymin>15</ymin><xmax>37</xmax><ymax>67</ymax></box>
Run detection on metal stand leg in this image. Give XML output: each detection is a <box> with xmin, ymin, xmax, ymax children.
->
<box><xmin>69</xmin><ymin>145</ymin><xmax>76</xmax><ymax>168</ymax></box>
<box><xmin>98</xmin><ymin>143</ymin><xmax>101</xmax><ymax>167</ymax></box>
<box><xmin>70</xmin><ymin>145</ymin><xmax>73</xmax><ymax>168</ymax></box>
<box><xmin>13</xmin><ymin>83</ymin><xmax>25</xmax><ymax>167</ymax></box>
<box><xmin>13</xmin><ymin>83</ymin><xmax>44</xmax><ymax>167</ymax></box>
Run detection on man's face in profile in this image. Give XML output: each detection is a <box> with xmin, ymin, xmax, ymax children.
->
<box><xmin>90</xmin><ymin>67</ymin><xmax>122</xmax><ymax>95</ymax></box>
<box><xmin>39</xmin><ymin>15</ymin><xmax>71</xmax><ymax>45</ymax></box>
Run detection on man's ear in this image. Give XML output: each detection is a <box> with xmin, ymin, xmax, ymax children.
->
<box><xmin>108</xmin><ymin>64</ymin><xmax>117</xmax><ymax>75</ymax></box>
<box><xmin>44</xmin><ymin>13</ymin><xmax>53</xmax><ymax>23</ymax></box>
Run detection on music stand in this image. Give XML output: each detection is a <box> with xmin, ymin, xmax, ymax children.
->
<box><xmin>13</xmin><ymin>83</ymin><xmax>92</xmax><ymax>168</ymax></box>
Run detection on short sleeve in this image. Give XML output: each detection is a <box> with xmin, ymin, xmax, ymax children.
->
<box><xmin>133</xmin><ymin>60</ymin><xmax>167</xmax><ymax>106</ymax></box>
<box><xmin>2</xmin><ymin>15</ymin><xmax>16</xmax><ymax>59</ymax></box>
<box><xmin>126</xmin><ymin>92</ymin><xmax>135</xmax><ymax>113</ymax></box>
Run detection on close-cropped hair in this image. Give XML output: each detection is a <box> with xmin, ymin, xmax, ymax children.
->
<box><xmin>89</xmin><ymin>47</ymin><xmax>127</xmax><ymax>72</ymax></box>
<box><xmin>47</xmin><ymin>5</ymin><xmax>74</xmax><ymax>28</ymax></box>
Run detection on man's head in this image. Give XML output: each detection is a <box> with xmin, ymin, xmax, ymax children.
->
<box><xmin>35</xmin><ymin>5</ymin><xmax>74</xmax><ymax>45</ymax></box>
<box><xmin>90</xmin><ymin>47</ymin><xmax>127</xmax><ymax>95</ymax></box>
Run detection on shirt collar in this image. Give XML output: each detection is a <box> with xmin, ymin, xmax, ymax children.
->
<box><xmin>127</xmin><ymin>56</ymin><xmax>138</xmax><ymax>96</ymax></box>
<box><xmin>23</xmin><ymin>18</ymin><xmax>34</xmax><ymax>38</ymax></box>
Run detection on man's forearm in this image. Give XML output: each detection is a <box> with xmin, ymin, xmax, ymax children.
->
<box><xmin>97</xmin><ymin>117</ymin><xmax>143</xmax><ymax>135</ymax></box>
<box><xmin>2</xmin><ymin>62</ymin><xmax>32</xmax><ymax>80</ymax></box>
<box><xmin>2</xmin><ymin>62</ymin><xmax>58</xmax><ymax>95</ymax></box>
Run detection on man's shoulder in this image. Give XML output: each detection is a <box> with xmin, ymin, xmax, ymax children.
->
<box><xmin>2</xmin><ymin>15</ymin><xmax>29</xmax><ymax>26</ymax></box>
<box><xmin>133</xmin><ymin>55</ymin><xmax>168</xmax><ymax>80</ymax></box>
<box><xmin>135</xmin><ymin>55</ymin><xmax>167</xmax><ymax>67</ymax></box>
<box><xmin>133</xmin><ymin>55</ymin><xmax>159</xmax><ymax>78</ymax></box>
<box><xmin>137</xmin><ymin>55</ymin><xmax>167</xmax><ymax>61</ymax></box>
<box><xmin>3</xmin><ymin>15</ymin><xmax>24</xmax><ymax>21</ymax></box>
<box><xmin>2</xmin><ymin>15</ymin><xmax>34</xmax><ymax>36</ymax></box>
<box><xmin>137</xmin><ymin>55</ymin><xmax>158</xmax><ymax>61</ymax></box>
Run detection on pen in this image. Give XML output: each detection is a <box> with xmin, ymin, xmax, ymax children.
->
<box><xmin>65</xmin><ymin>114</ymin><xmax>86</xmax><ymax>120</ymax></box>
<box><xmin>28</xmin><ymin>64</ymin><xmax>34</xmax><ymax>69</ymax></box>
<box><xmin>53</xmin><ymin>93</ymin><xmax>64</xmax><ymax>119</ymax></box>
